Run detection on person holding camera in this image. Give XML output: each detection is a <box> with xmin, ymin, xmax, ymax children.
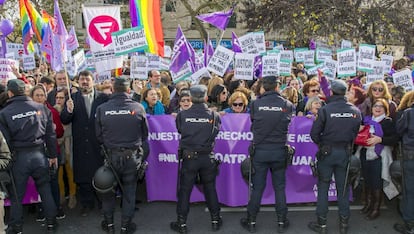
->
<box><xmin>240</xmin><ymin>76</ymin><xmax>294</xmax><ymax>233</ymax></box>
<box><xmin>95</xmin><ymin>77</ymin><xmax>148</xmax><ymax>234</ymax></box>
<box><xmin>170</xmin><ymin>85</ymin><xmax>221</xmax><ymax>233</ymax></box>
<box><xmin>0</xmin><ymin>79</ymin><xmax>58</xmax><ymax>233</ymax></box>
<box><xmin>308</xmin><ymin>80</ymin><xmax>362</xmax><ymax>234</ymax></box>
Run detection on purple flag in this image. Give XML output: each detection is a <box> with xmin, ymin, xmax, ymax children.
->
<box><xmin>54</xmin><ymin>0</ymin><xmax>68</xmax><ymax>36</ymax></box>
<box><xmin>170</xmin><ymin>26</ymin><xmax>191</xmax><ymax>73</ymax></box>
<box><xmin>40</xmin><ymin>23</ymin><xmax>53</xmax><ymax>56</ymax></box>
<box><xmin>66</xmin><ymin>26</ymin><xmax>79</xmax><ymax>51</ymax></box>
<box><xmin>204</xmin><ymin>36</ymin><xmax>214</xmax><ymax>67</ymax></box>
<box><xmin>254</xmin><ymin>55</ymin><xmax>262</xmax><ymax>78</ymax></box>
<box><xmin>51</xmin><ymin>32</ymin><xmax>65</xmax><ymax>71</ymax></box>
<box><xmin>232</xmin><ymin>32</ymin><xmax>242</xmax><ymax>53</ymax></box>
<box><xmin>196</xmin><ymin>6</ymin><xmax>234</xmax><ymax>31</ymax></box>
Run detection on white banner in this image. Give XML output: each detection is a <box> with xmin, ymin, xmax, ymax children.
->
<box><xmin>130</xmin><ymin>55</ymin><xmax>148</xmax><ymax>79</ymax></box>
<box><xmin>358</xmin><ymin>44</ymin><xmax>376</xmax><ymax>72</ymax></box>
<box><xmin>315</xmin><ymin>48</ymin><xmax>332</xmax><ymax>63</ymax></box>
<box><xmin>381</xmin><ymin>54</ymin><xmax>393</xmax><ymax>74</ymax></box>
<box><xmin>93</xmin><ymin>70</ymin><xmax>112</xmax><ymax>84</ymax></box>
<box><xmin>147</xmin><ymin>53</ymin><xmax>161</xmax><ymax>70</ymax></box>
<box><xmin>323</xmin><ymin>58</ymin><xmax>338</xmax><ymax>80</ymax></box>
<box><xmin>206</xmin><ymin>45</ymin><xmax>234</xmax><ymax>77</ymax></box>
<box><xmin>112</xmin><ymin>26</ymin><xmax>148</xmax><ymax>56</ymax></box>
<box><xmin>279</xmin><ymin>59</ymin><xmax>292</xmax><ymax>76</ymax></box>
<box><xmin>83</xmin><ymin>5</ymin><xmax>123</xmax><ymax>73</ymax></box>
<box><xmin>337</xmin><ymin>48</ymin><xmax>356</xmax><ymax>78</ymax></box>
<box><xmin>280</xmin><ymin>50</ymin><xmax>294</xmax><ymax>62</ymax></box>
<box><xmin>303</xmin><ymin>50</ymin><xmax>315</xmax><ymax>67</ymax></box>
<box><xmin>262</xmin><ymin>54</ymin><xmax>280</xmax><ymax>77</ymax></box>
<box><xmin>190</xmin><ymin>67</ymin><xmax>211</xmax><ymax>85</ymax></box>
<box><xmin>234</xmin><ymin>53</ymin><xmax>256</xmax><ymax>80</ymax></box>
<box><xmin>0</xmin><ymin>59</ymin><xmax>18</xmax><ymax>81</ymax></box>
<box><xmin>393</xmin><ymin>69</ymin><xmax>414</xmax><ymax>91</ymax></box>
<box><xmin>294</xmin><ymin>48</ymin><xmax>307</xmax><ymax>62</ymax></box>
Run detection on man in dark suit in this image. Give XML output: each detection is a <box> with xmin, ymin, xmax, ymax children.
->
<box><xmin>60</xmin><ymin>70</ymin><xmax>109</xmax><ymax>217</ymax></box>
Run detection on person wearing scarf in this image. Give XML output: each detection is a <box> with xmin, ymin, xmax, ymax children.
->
<box><xmin>354</xmin><ymin>98</ymin><xmax>398</xmax><ymax>220</ymax></box>
<box><xmin>141</xmin><ymin>88</ymin><xmax>166</xmax><ymax>115</ymax></box>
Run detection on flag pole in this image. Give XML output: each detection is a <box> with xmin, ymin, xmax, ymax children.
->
<box><xmin>217</xmin><ymin>30</ymin><xmax>225</xmax><ymax>49</ymax></box>
<box><xmin>61</xmin><ymin>53</ymin><xmax>72</xmax><ymax>101</ymax></box>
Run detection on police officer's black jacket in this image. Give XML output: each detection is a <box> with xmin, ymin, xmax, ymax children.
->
<box><xmin>176</xmin><ymin>103</ymin><xmax>221</xmax><ymax>152</ymax></box>
<box><xmin>250</xmin><ymin>91</ymin><xmax>294</xmax><ymax>145</ymax></box>
<box><xmin>0</xmin><ymin>96</ymin><xmax>57</xmax><ymax>157</ymax></box>
<box><xmin>95</xmin><ymin>93</ymin><xmax>148</xmax><ymax>149</ymax></box>
<box><xmin>310</xmin><ymin>95</ymin><xmax>362</xmax><ymax>146</ymax></box>
<box><xmin>396</xmin><ymin>104</ymin><xmax>414</xmax><ymax>150</ymax></box>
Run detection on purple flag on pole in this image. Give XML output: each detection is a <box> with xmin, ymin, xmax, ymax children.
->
<box><xmin>196</xmin><ymin>6</ymin><xmax>234</xmax><ymax>31</ymax></box>
<box><xmin>170</xmin><ymin>26</ymin><xmax>191</xmax><ymax>73</ymax></box>
<box><xmin>66</xmin><ymin>26</ymin><xmax>79</xmax><ymax>51</ymax></box>
<box><xmin>51</xmin><ymin>33</ymin><xmax>65</xmax><ymax>71</ymax></box>
<box><xmin>54</xmin><ymin>0</ymin><xmax>68</xmax><ymax>36</ymax></box>
<box><xmin>41</xmin><ymin>23</ymin><xmax>53</xmax><ymax>56</ymax></box>
<box><xmin>254</xmin><ymin>55</ymin><xmax>262</xmax><ymax>78</ymax></box>
<box><xmin>204</xmin><ymin>36</ymin><xmax>214</xmax><ymax>67</ymax></box>
<box><xmin>232</xmin><ymin>32</ymin><xmax>242</xmax><ymax>53</ymax></box>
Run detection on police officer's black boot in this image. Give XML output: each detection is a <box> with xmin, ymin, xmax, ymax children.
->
<box><xmin>277</xmin><ymin>215</ymin><xmax>290</xmax><ymax>233</ymax></box>
<box><xmin>170</xmin><ymin>215</ymin><xmax>187</xmax><ymax>234</ymax></box>
<box><xmin>308</xmin><ymin>216</ymin><xmax>327</xmax><ymax>234</ymax></box>
<box><xmin>394</xmin><ymin>221</ymin><xmax>414</xmax><ymax>234</ymax></box>
<box><xmin>46</xmin><ymin>217</ymin><xmax>58</xmax><ymax>233</ymax></box>
<box><xmin>211</xmin><ymin>213</ymin><xmax>223</xmax><ymax>232</ymax></box>
<box><xmin>240</xmin><ymin>213</ymin><xmax>256</xmax><ymax>233</ymax></box>
<box><xmin>339</xmin><ymin>216</ymin><xmax>349</xmax><ymax>234</ymax></box>
<box><xmin>101</xmin><ymin>215</ymin><xmax>115</xmax><ymax>234</ymax></box>
<box><xmin>6</xmin><ymin>224</ymin><xmax>23</xmax><ymax>234</ymax></box>
<box><xmin>120</xmin><ymin>217</ymin><xmax>137</xmax><ymax>234</ymax></box>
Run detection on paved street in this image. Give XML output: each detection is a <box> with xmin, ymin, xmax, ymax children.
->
<box><xmin>15</xmin><ymin>196</ymin><xmax>402</xmax><ymax>234</ymax></box>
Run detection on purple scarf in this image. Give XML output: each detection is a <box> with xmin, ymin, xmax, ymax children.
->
<box><xmin>363</xmin><ymin>116</ymin><xmax>384</xmax><ymax>156</ymax></box>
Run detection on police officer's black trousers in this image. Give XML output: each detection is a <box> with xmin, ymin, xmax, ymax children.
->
<box><xmin>101</xmin><ymin>150</ymin><xmax>138</xmax><ymax>220</ymax></box>
<box><xmin>247</xmin><ymin>146</ymin><xmax>287</xmax><ymax>217</ymax></box>
<box><xmin>177</xmin><ymin>154</ymin><xmax>219</xmax><ymax>218</ymax></box>
<box><xmin>402</xmin><ymin>149</ymin><xmax>414</xmax><ymax>223</ymax></box>
<box><xmin>9</xmin><ymin>149</ymin><xmax>57</xmax><ymax>226</ymax></box>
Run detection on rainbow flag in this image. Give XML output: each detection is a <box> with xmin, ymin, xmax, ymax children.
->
<box><xmin>42</xmin><ymin>9</ymin><xmax>56</xmax><ymax>32</ymax></box>
<box><xmin>19</xmin><ymin>0</ymin><xmax>35</xmax><ymax>54</ymax></box>
<box><xmin>24</xmin><ymin>0</ymin><xmax>44</xmax><ymax>43</ymax></box>
<box><xmin>129</xmin><ymin>0</ymin><xmax>164</xmax><ymax>57</ymax></box>
<box><xmin>114</xmin><ymin>68</ymin><xmax>123</xmax><ymax>77</ymax></box>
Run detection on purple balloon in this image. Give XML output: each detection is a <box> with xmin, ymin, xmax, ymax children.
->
<box><xmin>0</xmin><ymin>19</ymin><xmax>14</xmax><ymax>36</ymax></box>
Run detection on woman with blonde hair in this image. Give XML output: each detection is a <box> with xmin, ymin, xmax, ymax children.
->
<box><xmin>222</xmin><ymin>91</ymin><xmax>249</xmax><ymax>114</ymax></box>
<box><xmin>281</xmin><ymin>86</ymin><xmax>299</xmax><ymax>107</ymax></box>
<box><xmin>360</xmin><ymin>80</ymin><xmax>397</xmax><ymax>119</ymax></box>
<box><xmin>207</xmin><ymin>76</ymin><xmax>224</xmax><ymax>97</ymax></box>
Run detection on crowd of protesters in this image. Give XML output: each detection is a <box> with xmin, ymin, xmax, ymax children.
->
<box><xmin>0</xmin><ymin>54</ymin><xmax>414</xmax><ymax>233</ymax></box>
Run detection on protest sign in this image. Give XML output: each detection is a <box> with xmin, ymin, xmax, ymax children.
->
<box><xmin>253</xmin><ymin>31</ymin><xmax>266</xmax><ymax>54</ymax></box>
<box><xmin>22</xmin><ymin>54</ymin><xmax>36</xmax><ymax>71</ymax></box>
<box><xmin>337</xmin><ymin>48</ymin><xmax>356</xmax><ymax>78</ymax></box>
<box><xmin>294</xmin><ymin>48</ymin><xmax>308</xmax><ymax>62</ymax></box>
<box><xmin>315</xmin><ymin>48</ymin><xmax>332</xmax><ymax>63</ymax></box>
<box><xmin>130</xmin><ymin>55</ymin><xmax>148</xmax><ymax>79</ymax></box>
<box><xmin>323</xmin><ymin>58</ymin><xmax>337</xmax><ymax>80</ymax></box>
<box><xmin>93</xmin><ymin>70</ymin><xmax>112</xmax><ymax>83</ymax></box>
<box><xmin>190</xmin><ymin>67</ymin><xmax>211</xmax><ymax>84</ymax></box>
<box><xmin>381</xmin><ymin>54</ymin><xmax>393</xmax><ymax>74</ymax></box>
<box><xmin>111</xmin><ymin>26</ymin><xmax>148</xmax><ymax>56</ymax></box>
<box><xmin>160</xmin><ymin>57</ymin><xmax>170</xmax><ymax>70</ymax></box>
<box><xmin>0</xmin><ymin>58</ymin><xmax>18</xmax><ymax>80</ymax></box>
<box><xmin>234</xmin><ymin>53</ymin><xmax>255</xmax><ymax>80</ymax></box>
<box><xmin>358</xmin><ymin>44</ymin><xmax>376</xmax><ymax>72</ymax></box>
<box><xmin>238</xmin><ymin>33</ymin><xmax>258</xmax><ymax>54</ymax></box>
<box><xmin>262</xmin><ymin>54</ymin><xmax>280</xmax><ymax>77</ymax></box>
<box><xmin>366</xmin><ymin>61</ymin><xmax>385</xmax><ymax>83</ymax></box>
<box><xmin>280</xmin><ymin>50</ymin><xmax>294</xmax><ymax>62</ymax></box>
<box><xmin>341</xmin><ymin>40</ymin><xmax>352</xmax><ymax>49</ymax></box>
<box><xmin>303</xmin><ymin>50</ymin><xmax>315</xmax><ymax>67</ymax></box>
<box><xmin>147</xmin><ymin>53</ymin><xmax>161</xmax><ymax>70</ymax></box>
<box><xmin>393</xmin><ymin>69</ymin><xmax>414</xmax><ymax>91</ymax></box>
<box><xmin>207</xmin><ymin>45</ymin><xmax>234</xmax><ymax>76</ymax></box>
<box><xmin>171</xmin><ymin>61</ymin><xmax>192</xmax><ymax>83</ymax></box>
<box><xmin>279</xmin><ymin>59</ymin><xmax>292</xmax><ymax>76</ymax></box>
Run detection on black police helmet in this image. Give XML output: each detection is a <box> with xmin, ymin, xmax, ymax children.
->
<box><xmin>7</xmin><ymin>79</ymin><xmax>26</xmax><ymax>96</ymax></box>
<box><xmin>92</xmin><ymin>166</ymin><xmax>117</xmax><ymax>194</ymax></box>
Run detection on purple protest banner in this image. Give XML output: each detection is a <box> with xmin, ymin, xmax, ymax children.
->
<box><xmin>5</xmin><ymin>177</ymin><xmax>40</xmax><ymax>206</ymax></box>
<box><xmin>145</xmin><ymin>115</ymin><xmax>344</xmax><ymax>206</ymax></box>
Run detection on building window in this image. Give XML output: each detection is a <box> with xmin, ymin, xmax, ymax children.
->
<box><xmin>166</xmin><ymin>0</ymin><xmax>176</xmax><ymax>12</ymax></box>
<box><xmin>227</xmin><ymin>13</ymin><xmax>236</xmax><ymax>28</ymax></box>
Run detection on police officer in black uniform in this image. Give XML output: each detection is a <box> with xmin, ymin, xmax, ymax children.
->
<box><xmin>170</xmin><ymin>85</ymin><xmax>221</xmax><ymax>233</ymax></box>
<box><xmin>308</xmin><ymin>80</ymin><xmax>362</xmax><ymax>234</ymax></box>
<box><xmin>240</xmin><ymin>76</ymin><xmax>294</xmax><ymax>233</ymax></box>
<box><xmin>394</xmin><ymin>91</ymin><xmax>414</xmax><ymax>234</ymax></box>
<box><xmin>0</xmin><ymin>79</ymin><xmax>58</xmax><ymax>233</ymax></box>
<box><xmin>95</xmin><ymin>77</ymin><xmax>148</xmax><ymax>234</ymax></box>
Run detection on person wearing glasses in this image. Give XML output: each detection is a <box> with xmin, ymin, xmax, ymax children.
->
<box><xmin>222</xmin><ymin>91</ymin><xmax>250</xmax><ymax>114</ymax></box>
<box><xmin>170</xmin><ymin>90</ymin><xmax>192</xmax><ymax>117</ymax></box>
<box><xmin>360</xmin><ymin>80</ymin><xmax>397</xmax><ymax>119</ymax></box>
<box><xmin>296</xmin><ymin>79</ymin><xmax>322</xmax><ymax>116</ymax></box>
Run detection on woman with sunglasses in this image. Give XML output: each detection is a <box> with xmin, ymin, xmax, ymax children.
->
<box><xmin>208</xmin><ymin>84</ymin><xmax>229</xmax><ymax>112</ymax></box>
<box><xmin>354</xmin><ymin>98</ymin><xmax>398</xmax><ymax>220</ymax></box>
<box><xmin>296</xmin><ymin>79</ymin><xmax>322</xmax><ymax>116</ymax></box>
<box><xmin>170</xmin><ymin>91</ymin><xmax>193</xmax><ymax>117</ymax></box>
<box><xmin>222</xmin><ymin>91</ymin><xmax>249</xmax><ymax>114</ymax></box>
<box><xmin>360</xmin><ymin>80</ymin><xmax>397</xmax><ymax>119</ymax></box>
